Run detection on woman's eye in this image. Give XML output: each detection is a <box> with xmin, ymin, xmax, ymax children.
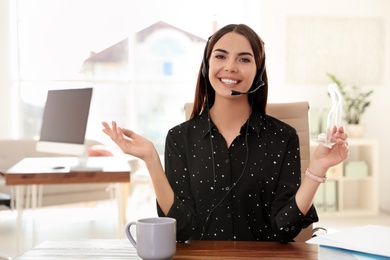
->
<box><xmin>240</xmin><ymin>58</ymin><xmax>251</xmax><ymax>63</ymax></box>
<box><xmin>215</xmin><ymin>54</ymin><xmax>225</xmax><ymax>60</ymax></box>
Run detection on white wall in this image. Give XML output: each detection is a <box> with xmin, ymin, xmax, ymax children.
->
<box><xmin>260</xmin><ymin>0</ymin><xmax>390</xmax><ymax>211</ymax></box>
<box><xmin>0</xmin><ymin>0</ymin><xmax>16</xmax><ymax>138</ymax></box>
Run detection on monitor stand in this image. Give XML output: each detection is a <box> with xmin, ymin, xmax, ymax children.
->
<box><xmin>69</xmin><ymin>153</ymin><xmax>103</xmax><ymax>172</ymax></box>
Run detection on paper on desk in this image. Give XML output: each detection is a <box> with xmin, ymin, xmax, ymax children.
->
<box><xmin>307</xmin><ymin>225</ymin><xmax>390</xmax><ymax>258</ymax></box>
<box><xmin>318</xmin><ymin>246</ymin><xmax>389</xmax><ymax>260</ymax></box>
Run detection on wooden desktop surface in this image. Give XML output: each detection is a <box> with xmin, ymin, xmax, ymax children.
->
<box><xmin>16</xmin><ymin>239</ymin><xmax>319</xmax><ymax>259</ymax></box>
<box><xmin>3</xmin><ymin>156</ymin><xmax>130</xmax><ymax>185</ymax></box>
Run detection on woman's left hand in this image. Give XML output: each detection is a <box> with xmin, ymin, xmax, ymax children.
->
<box><xmin>312</xmin><ymin>126</ymin><xmax>349</xmax><ymax>171</ymax></box>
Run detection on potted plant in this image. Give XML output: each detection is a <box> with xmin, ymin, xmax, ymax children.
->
<box><xmin>326</xmin><ymin>73</ymin><xmax>373</xmax><ymax>137</ymax></box>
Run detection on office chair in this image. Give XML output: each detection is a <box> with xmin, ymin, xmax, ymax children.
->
<box><xmin>184</xmin><ymin>101</ymin><xmax>313</xmax><ymax>242</ymax></box>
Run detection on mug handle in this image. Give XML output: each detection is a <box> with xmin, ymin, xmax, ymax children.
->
<box><xmin>125</xmin><ymin>221</ymin><xmax>137</xmax><ymax>248</ymax></box>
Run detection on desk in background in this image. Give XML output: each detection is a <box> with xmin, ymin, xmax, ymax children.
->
<box><xmin>2</xmin><ymin>157</ymin><xmax>131</xmax><ymax>252</ymax></box>
<box><xmin>15</xmin><ymin>239</ymin><xmax>319</xmax><ymax>259</ymax></box>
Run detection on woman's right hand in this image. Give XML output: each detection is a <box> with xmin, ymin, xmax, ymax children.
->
<box><xmin>103</xmin><ymin>121</ymin><xmax>174</xmax><ymax>214</ymax></box>
<box><xmin>101</xmin><ymin>121</ymin><xmax>156</xmax><ymax>161</ymax></box>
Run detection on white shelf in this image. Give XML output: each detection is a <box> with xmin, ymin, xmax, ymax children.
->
<box><xmin>310</xmin><ymin>139</ymin><xmax>379</xmax><ymax>216</ymax></box>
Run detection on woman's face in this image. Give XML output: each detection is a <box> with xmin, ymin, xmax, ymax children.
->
<box><xmin>208</xmin><ymin>32</ymin><xmax>257</xmax><ymax>98</ymax></box>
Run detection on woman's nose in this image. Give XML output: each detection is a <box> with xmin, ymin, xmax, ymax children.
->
<box><xmin>224</xmin><ymin>60</ymin><xmax>238</xmax><ymax>72</ymax></box>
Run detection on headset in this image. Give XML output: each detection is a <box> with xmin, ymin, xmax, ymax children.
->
<box><xmin>201</xmin><ymin>87</ymin><xmax>253</xmax><ymax>239</ymax></box>
<box><xmin>201</xmin><ymin>36</ymin><xmax>266</xmax><ymax>95</ymax></box>
<box><xmin>199</xmin><ymin>34</ymin><xmax>266</xmax><ymax>239</ymax></box>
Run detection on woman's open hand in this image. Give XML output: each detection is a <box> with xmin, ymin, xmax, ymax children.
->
<box><xmin>101</xmin><ymin>121</ymin><xmax>156</xmax><ymax>161</ymax></box>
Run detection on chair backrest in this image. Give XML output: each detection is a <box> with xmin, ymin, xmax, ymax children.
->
<box><xmin>184</xmin><ymin>102</ymin><xmax>312</xmax><ymax>242</ymax></box>
<box><xmin>266</xmin><ymin>102</ymin><xmax>310</xmax><ymax>180</ymax></box>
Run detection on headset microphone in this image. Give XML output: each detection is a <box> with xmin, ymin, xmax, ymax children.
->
<box><xmin>230</xmin><ymin>54</ymin><xmax>266</xmax><ymax>96</ymax></box>
<box><xmin>230</xmin><ymin>82</ymin><xmax>265</xmax><ymax>96</ymax></box>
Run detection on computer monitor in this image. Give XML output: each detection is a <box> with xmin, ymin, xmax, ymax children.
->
<box><xmin>36</xmin><ymin>88</ymin><xmax>93</xmax><ymax>156</ymax></box>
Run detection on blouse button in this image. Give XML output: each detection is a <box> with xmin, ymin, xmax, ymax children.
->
<box><xmin>285</xmin><ymin>227</ymin><xmax>289</xmax><ymax>232</ymax></box>
<box><xmin>225</xmin><ymin>186</ymin><xmax>230</xmax><ymax>191</ymax></box>
<box><xmin>225</xmin><ymin>159</ymin><xmax>229</xmax><ymax>163</ymax></box>
<box><xmin>227</xmin><ymin>214</ymin><xmax>231</xmax><ymax>218</ymax></box>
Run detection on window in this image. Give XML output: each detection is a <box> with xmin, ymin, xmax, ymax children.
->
<box><xmin>15</xmin><ymin>0</ymin><xmax>205</xmax><ymax>153</ymax></box>
<box><xmin>163</xmin><ymin>62</ymin><xmax>173</xmax><ymax>76</ymax></box>
<box><xmin>13</xmin><ymin>0</ymin><xmax>261</xmax><ymax>154</ymax></box>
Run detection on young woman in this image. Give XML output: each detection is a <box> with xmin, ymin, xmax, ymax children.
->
<box><xmin>102</xmin><ymin>24</ymin><xmax>349</xmax><ymax>243</ymax></box>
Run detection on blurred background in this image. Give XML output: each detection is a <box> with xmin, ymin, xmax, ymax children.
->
<box><xmin>1</xmin><ymin>0</ymin><xmax>389</xmax><ymax>257</ymax></box>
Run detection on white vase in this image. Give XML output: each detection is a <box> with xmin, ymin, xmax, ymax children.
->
<box><xmin>346</xmin><ymin>124</ymin><xmax>364</xmax><ymax>138</ymax></box>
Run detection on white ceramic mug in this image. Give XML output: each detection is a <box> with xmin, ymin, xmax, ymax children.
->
<box><xmin>125</xmin><ymin>217</ymin><xmax>176</xmax><ymax>260</ymax></box>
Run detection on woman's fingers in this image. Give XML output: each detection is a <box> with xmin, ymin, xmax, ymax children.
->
<box><xmin>339</xmin><ymin>128</ymin><xmax>348</xmax><ymax>141</ymax></box>
<box><xmin>102</xmin><ymin>121</ymin><xmax>121</xmax><ymax>141</ymax></box>
<box><xmin>331</xmin><ymin>126</ymin><xmax>348</xmax><ymax>143</ymax></box>
<box><xmin>102</xmin><ymin>121</ymin><xmax>136</xmax><ymax>144</ymax></box>
<box><xmin>122</xmin><ymin>128</ymin><xmax>135</xmax><ymax>139</ymax></box>
<box><xmin>101</xmin><ymin>121</ymin><xmax>108</xmax><ymax>130</ymax></box>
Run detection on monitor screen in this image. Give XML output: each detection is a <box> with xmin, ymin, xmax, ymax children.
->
<box><xmin>36</xmin><ymin>88</ymin><xmax>93</xmax><ymax>156</ymax></box>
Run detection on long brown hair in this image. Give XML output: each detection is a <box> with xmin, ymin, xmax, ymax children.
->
<box><xmin>190</xmin><ymin>24</ymin><xmax>268</xmax><ymax>119</ymax></box>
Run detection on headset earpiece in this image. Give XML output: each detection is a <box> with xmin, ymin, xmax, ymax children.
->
<box><xmin>201</xmin><ymin>36</ymin><xmax>212</xmax><ymax>79</ymax></box>
<box><xmin>254</xmin><ymin>55</ymin><xmax>266</xmax><ymax>89</ymax></box>
<box><xmin>201</xmin><ymin>58</ymin><xmax>208</xmax><ymax>78</ymax></box>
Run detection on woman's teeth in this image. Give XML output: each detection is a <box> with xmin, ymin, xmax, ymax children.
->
<box><xmin>221</xmin><ymin>78</ymin><xmax>238</xmax><ymax>84</ymax></box>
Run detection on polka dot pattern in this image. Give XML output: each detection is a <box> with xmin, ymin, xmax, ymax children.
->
<box><xmin>158</xmin><ymin>109</ymin><xmax>318</xmax><ymax>242</ymax></box>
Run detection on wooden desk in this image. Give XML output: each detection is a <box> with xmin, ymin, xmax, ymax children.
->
<box><xmin>15</xmin><ymin>239</ymin><xmax>319</xmax><ymax>259</ymax></box>
<box><xmin>4</xmin><ymin>157</ymin><xmax>130</xmax><ymax>185</ymax></box>
<box><xmin>2</xmin><ymin>157</ymin><xmax>131</xmax><ymax>252</ymax></box>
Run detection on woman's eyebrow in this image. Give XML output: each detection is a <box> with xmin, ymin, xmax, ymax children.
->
<box><xmin>213</xmin><ymin>48</ymin><xmax>254</xmax><ymax>57</ymax></box>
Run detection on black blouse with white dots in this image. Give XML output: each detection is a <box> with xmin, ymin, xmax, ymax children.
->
<box><xmin>157</xmin><ymin>109</ymin><xmax>318</xmax><ymax>243</ymax></box>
